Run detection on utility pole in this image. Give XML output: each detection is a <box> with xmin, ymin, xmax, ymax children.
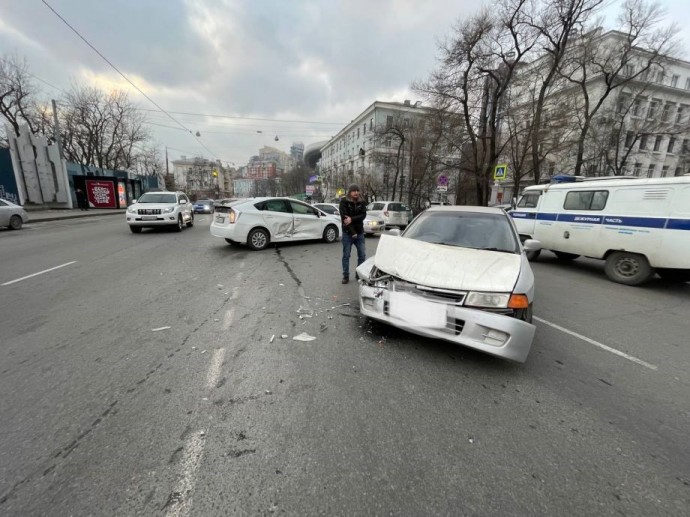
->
<box><xmin>51</xmin><ymin>100</ymin><xmax>64</xmax><ymax>160</ymax></box>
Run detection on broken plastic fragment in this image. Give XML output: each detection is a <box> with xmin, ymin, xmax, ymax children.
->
<box><xmin>281</xmin><ymin>334</ymin><xmax>288</xmax><ymax>339</ymax></box>
<box><xmin>292</xmin><ymin>332</ymin><xmax>316</xmax><ymax>342</ymax></box>
<box><xmin>151</xmin><ymin>326</ymin><xmax>171</xmax><ymax>332</ymax></box>
<box><xmin>201</xmin><ymin>350</ymin><xmax>207</xmax><ymax>354</ymax></box>
<box><xmin>269</xmin><ymin>335</ymin><xmax>275</xmax><ymax>343</ymax></box>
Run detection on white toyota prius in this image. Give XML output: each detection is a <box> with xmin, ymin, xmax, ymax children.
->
<box><xmin>356</xmin><ymin>206</ymin><xmax>542</xmax><ymax>362</ymax></box>
<box><xmin>210</xmin><ymin>197</ymin><xmax>342</xmax><ymax>250</ymax></box>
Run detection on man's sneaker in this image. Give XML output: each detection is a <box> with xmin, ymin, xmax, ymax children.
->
<box><xmin>342</xmin><ymin>277</ymin><xmax>349</xmax><ymax>284</ymax></box>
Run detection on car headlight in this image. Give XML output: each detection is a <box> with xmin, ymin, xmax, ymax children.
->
<box><xmin>465</xmin><ymin>292</ymin><xmax>510</xmax><ymax>308</ymax></box>
<box><xmin>162</xmin><ymin>206</ymin><xmax>176</xmax><ymax>213</ymax></box>
<box><xmin>127</xmin><ymin>206</ymin><xmax>137</xmax><ymax>213</ymax></box>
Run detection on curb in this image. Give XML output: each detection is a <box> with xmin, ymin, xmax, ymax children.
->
<box><xmin>27</xmin><ymin>211</ymin><xmax>126</xmax><ymax>223</ymax></box>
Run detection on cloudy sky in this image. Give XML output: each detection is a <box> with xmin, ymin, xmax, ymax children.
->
<box><xmin>1</xmin><ymin>0</ymin><xmax>689</xmax><ymax>166</ymax></box>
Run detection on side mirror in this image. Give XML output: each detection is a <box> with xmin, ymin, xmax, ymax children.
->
<box><xmin>523</xmin><ymin>239</ymin><xmax>541</xmax><ymax>252</ymax></box>
<box><xmin>388</xmin><ymin>228</ymin><xmax>402</xmax><ymax>237</ymax></box>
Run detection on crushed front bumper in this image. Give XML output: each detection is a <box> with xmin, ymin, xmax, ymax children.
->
<box><xmin>359</xmin><ymin>285</ymin><xmax>536</xmax><ymax>362</ymax></box>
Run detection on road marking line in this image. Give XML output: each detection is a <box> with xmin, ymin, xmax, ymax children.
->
<box><xmin>231</xmin><ymin>286</ymin><xmax>240</xmax><ymax>300</ymax></box>
<box><xmin>206</xmin><ymin>348</ymin><xmax>226</xmax><ymax>389</ymax></box>
<box><xmin>222</xmin><ymin>308</ymin><xmax>235</xmax><ymax>330</ymax></box>
<box><xmin>165</xmin><ymin>431</ymin><xmax>206</xmax><ymax>517</ymax></box>
<box><xmin>534</xmin><ymin>316</ymin><xmax>658</xmax><ymax>371</ymax></box>
<box><xmin>1</xmin><ymin>261</ymin><xmax>77</xmax><ymax>286</ymax></box>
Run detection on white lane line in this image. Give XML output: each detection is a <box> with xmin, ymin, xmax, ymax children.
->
<box><xmin>534</xmin><ymin>316</ymin><xmax>658</xmax><ymax>371</ymax></box>
<box><xmin>206</xmin><ymin>348</ymin><xmax>226</xmax><ymax>389</ymax></box>
<box><xmin>1</xmin><ymin>261</ymin><xmax>77</xmax><ymax>286</ymax></box>
<box><xmin>230</xmin><ymin>286</ymin><xmax>240</xmax><ymax>300</ymax></box>
<box><xmin>222</xmin><ymin>308</ymin><xmax>235</xmax><ymax>330</ymax></box>
<box><xmin>165</xmin><ymin>431</ymin><xmax>206</xmax><ymax>517</ymax></box>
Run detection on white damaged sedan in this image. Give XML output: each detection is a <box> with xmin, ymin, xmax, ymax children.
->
<box><xmin>356</xmin><ymin>206</ymin><xmax>542</xmax><ymax>362</ymax></box>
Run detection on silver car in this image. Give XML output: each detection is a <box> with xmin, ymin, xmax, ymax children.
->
<box><xmin>0</xmin><ymin>199</ymin><xmax>28</xmax><ymax>230</ymax></box>
<box><xmin>356</xmin><ymin>206</ymin><xmax>542</xmax><ymax>362</ymax></box>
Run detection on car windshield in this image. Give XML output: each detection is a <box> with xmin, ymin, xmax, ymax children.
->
<box><xmin>137</xmin><ymin>193</ymin><xmax>177</xmax><ymax>204</ymax></box>
<box><xmin>196</xmin><ymin>199</ymin><xmax>212</xmax><ymax>204</ymax></box>
<box><xmin>403</xmin><ymin>211</ymin><xmax>519</xmax><ymax>253</ymax></box>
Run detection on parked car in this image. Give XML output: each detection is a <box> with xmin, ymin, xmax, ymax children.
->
<box><xmin>313</xmin><ymin>203</ymin><xmax>340</xmax><ymax>216</ymax></box>
<box><xmin>363</xmin><ymin>214</ymin><xmax>385</xmax><ymax>235</ymax></box>
<box><xmin>193</xmin><ymin>199</ymin><xmax>215</xmax><ymax>213</ymax></box>
<box><xmin>126</xmin><ymin>191</ymin><xmax>194</xmax><ymax>233</ymax></box>
<box><xmin>211</xmin><ymin>197</ymin><xmax>342</xmax><ymax>250</ymax></box>
<box><xmin>0</xmin><ymin>199</ymin><xmax>28</xmax><ymax>230</ymax></box>
<box><xmin>401</xmin><ymin>203</ymin><xmax>414</xmax><ymax>224</ymax></box>
<box><xmin>356</xmin><ymin>206</ymin><xmax>542</xmax><ymax>363</ymax></box>
<box><xmin>367</xmin><ymin>201</ymin><xmax>408</xmax><ymax>228</ymax></box>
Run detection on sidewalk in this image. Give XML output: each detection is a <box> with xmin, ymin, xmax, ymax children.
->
<box><xmin>25</xmin><ymin>208</ymin><xmax>126</xmax><ymax>223</ymax></box>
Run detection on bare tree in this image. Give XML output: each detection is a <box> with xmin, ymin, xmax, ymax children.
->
<box><xmin>558</xmin><ymin>0</ymin><xmax>679</xmax><ymax>175</ymax></box>
<box><xmin>415</xmin><ymin>1</ymin><xmax>539</xmax><ymax>205</ymax></box>
<box><xmin>0</xmin><ymin>54</ymin><xmax>51</xmax><ymax>142</ymax></box>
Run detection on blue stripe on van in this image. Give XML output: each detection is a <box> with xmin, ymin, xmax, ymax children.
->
<box><xmin>667</xmin><ymin>219</ymin><xmax>690</xmax><ymax>231</ymax></box>
<box><xmin>511</xmin><ymin>212</ymin><xmax>690</xmax><ymax>230</ymax></box>
<box><xmin>602</xmin><ymin>216</ymin><xmax>666</xmax><ymax>228</ymax></box>
<box><xmin>510</xmin><ymin>211</ymin><xmax>536</xmax><ymax>219</ymax></box>
<box><xmin>558</xmin><ymin>214</ymin><xmax>603</xmax><ymax>224</ymax></box>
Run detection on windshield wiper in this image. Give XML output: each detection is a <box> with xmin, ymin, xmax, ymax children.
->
<box><xmin>474</xmin><ymin>247</ymin><xmax>515</xmax><ymax>253</ymax></box>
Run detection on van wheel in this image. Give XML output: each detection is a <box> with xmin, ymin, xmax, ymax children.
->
<box><xmin>248</xmin><ymin>228</ymin><xmax>269</xmax><ymax>250</ymax></box>
<box><xmin>526</xmin><ymin>249</ymin><xmax>541</xmax><ymax>261</ymax></box>
<box><xmin>605</xmin><ymin>252</ymin><xmax>652</xmax><ymax>286</ymax></box>
<box><xmin>323</xmin><ymin>225</ymin><xmax>338</xmax><ymax>243</ymax></box>
<box><xmin>554</xmin><ymin>251</ymin><xmax>580</xmax><ymax>261</ymax></box>
<box><xmin>657</xmin><ymin>269</ymin><xmax>690</xmax><ymax>283</ymax></box>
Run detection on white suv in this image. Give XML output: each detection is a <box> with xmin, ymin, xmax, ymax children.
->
<box><xmin>126</xmin><ymin>191</ymin><xmax>194</xmax><ymax>233</ymax></box>
<box><xmin>366</xmin><ymin>201</ymin><xmax>408</xmax><ymax>228</ymax></box>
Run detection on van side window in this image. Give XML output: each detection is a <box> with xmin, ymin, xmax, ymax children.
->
<box><xmin>563</xmin><ymin>190</ymin><xmax>609</xmax><ymax>211</ymax></box>
<box><xmin>517</xmin><ymin>193</ymin><xmax>540</xmax><ymax>208</ymax></box>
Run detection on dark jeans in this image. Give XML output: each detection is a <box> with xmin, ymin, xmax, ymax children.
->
<box><xmin>342</xmin><ymin>232</ymin><xmax>366</xmax><ymax>279</ymax></box>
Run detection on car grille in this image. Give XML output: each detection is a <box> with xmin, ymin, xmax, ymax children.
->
<box><xmin>138</xmin><ymin>208</ymin><xmax>162</xmax><ymax>215</ymax></box>
<box><xmin>392</xmin><ymin>280</ymin><xmax>466</xmax><ymax>305</ymax></box>
<box><xmin>444</xmin><ymin>316</ymin><xmax>466</xmax><ymax>335</ymax></box>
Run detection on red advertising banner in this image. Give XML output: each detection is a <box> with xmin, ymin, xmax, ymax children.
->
<box><xmin>86</xmin><ymin>180</ymin><xmax>116</xmax><ymax>209</ymax></box>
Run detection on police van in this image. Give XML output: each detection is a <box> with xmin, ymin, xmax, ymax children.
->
<box><xmin>511</xmin><ymin>175</ymin><xmax>690</xmax><ymax>285</ymax></box>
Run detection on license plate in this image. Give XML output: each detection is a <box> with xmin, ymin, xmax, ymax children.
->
<box><xmin>389</xmin><ymin>292</ymin><xmax>447</xmax><ymax>328</ymax></box>
<box><xmin>142</xmin><ymin>216</ymin><xmax>157</xmax><ymax>221</ymax></box>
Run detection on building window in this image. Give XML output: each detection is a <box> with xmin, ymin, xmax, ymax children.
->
<box><xmin>671</xmin><ymin>75</ymin><xmax>679</xmax><ymax>88</ymax></box>
<box><xmin>385</xmin><ymin>137</ymin><xmax>392</xmax><ymax>148</ymax></box>
<box><xmin>370</xmin><ymin>118</ymin><xmax>373</xmax><ymax>130</ymax></box>
<box><xmin>633</xmin><ymin>162</ymin><xmax>642</xmax><ymax>176</ymax></box>
<box><xmin>675</xmin><ymin>167</ymin><xmax>683</xmax><ymax>176</ymax></box>
<box><xmin>632</xmin><ymin>98</ymin><xmax>642</xmax><ymax>117</ymax></box>
<box><xmin>662</xmin><ymin>102</ymin><xmax>673</xmax><ymax>122</ymax></box>
<box><xmin>363</xmin><ymin>124</ymin><xmax>366</xmax><ymax>136</ymax></box>
<box><xmin>647</xmin><ymin>164</ymin><xmax>656</xmax><ymax>177</ymax></box>
<box><xmin>647</xmin><ymin>100</ymin><xmax>659</xmax><ymax>119</ymax></box>
<box><xmin>653</xmin><ymin>135</ymin><xmax>663</xmax><ymax>152</ymax></box>
<box><xmin>639</xmin><ymin>134</ymin><xmax>647</xmax><ymax>150</ymax></box>
<box><xmin>386</xmin><ymin>115</ymin><xmax>393</xmax><ymax>128</ymax></box>
<box><xmin>625</xmin><ymin>131</ymin><xmax>634</xmax><ymax>148</ymax></box>
<box><xmin>661</xmin><ymin>165</ymin><xmax>669</xmax><ymax>177</ymax></box>
<box><xmin>686</xmin><ymin>78</ymin><xmax>690</xmax><ymax>90</ymax></box>
<box><xmin>656</xmin><ymin>70</ymin><xmax>665</xmax><ymax>83</ymax></box>
<box><xmin>357</xmin><ymin>128</ymin><xmax>360</xmax><ymax>138</ymax></box>
<box><xmin>676</xmin><ymin>106</ymin><xmax>685</xmax><ymax>124</ymax></box>
<box><xmin>683</xmin><ymin>139</ymin><xmax>690</xmax><ymax>153</ymax></box>
<box><xmin>616</xmin><ymin>94</ymin><xmax>630</xmax><ymax>114</ymax></box>
<box><xmin>668</xmin><ymin>137</ymin><xmax>676</xmax><ymax>153</ymax></box>
<box><xmin>624</xmin><ymin>64</ymin><xmax>634</xmax><ymax>77</ymax></box>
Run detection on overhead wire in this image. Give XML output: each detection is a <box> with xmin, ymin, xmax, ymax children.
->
<box><xmin>40</xmin><ymin>0</ymin><xmax>221</xmax><ymax>161</ymax></box>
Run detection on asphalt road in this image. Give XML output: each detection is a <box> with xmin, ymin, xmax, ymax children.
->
<box><xmin>0</xmin><ymin>216</ymin><xmax>688</xmax><ymax>516</ymax></box>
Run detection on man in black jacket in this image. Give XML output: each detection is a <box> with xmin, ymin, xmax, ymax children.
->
<box><xmin>339</xmin><ymin>184</ymin><xmax>367</xmax><ymax>284</ymax></box>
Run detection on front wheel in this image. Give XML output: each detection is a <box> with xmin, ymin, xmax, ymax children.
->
<box><xmin>554</xmin><ymin>251</ymin><xmax>580</xmax><ymax>261</ymax></box>
<box><xmin>174</xmin><ymin>215</ymin><xmax>183</xmax><ymax>232</ymax></box>
<box><xmin>9</xmin><ymin>215</ymin><xmax>23</xmax><ymax>230</ymax></box>
<box><xmin>247</xmin><ymin>228</ymin><xmax>270</xmax><ymax>250</ymax></box>
<box><xmin>323</xmin><ymin>225</ymin><xmax>338</xmax><ymax>243</ymax></box>
<box><xmin>605</xmin><ymin>251</ymin><xmax>652</xmax><ymax>286</ymax></box>
<box><xmin>657</xmin><ymin>268</ymin><xmax>690</xmax><ymax>283</ymax></box>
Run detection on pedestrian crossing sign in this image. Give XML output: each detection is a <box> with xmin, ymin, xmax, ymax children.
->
<box><xmin>494</xmin><ymin>164</ymin><xmax>508</xmax><ymax>181</ymax></box>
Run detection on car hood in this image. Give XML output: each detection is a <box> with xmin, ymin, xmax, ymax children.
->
<box><xmin>372</xmin><ymin>234</ymin><xmax>520</xmax><ymax>292</ymax></box>
<box><xmin>132</xmin><ymin>203</ymin><xmax>177</xmax><ymax>210</ymax></box>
